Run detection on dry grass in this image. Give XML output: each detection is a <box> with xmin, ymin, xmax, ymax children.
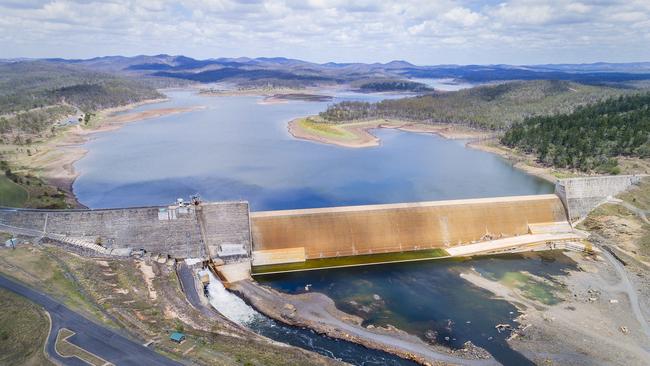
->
<box><xmin>0</xmin><ymin>245</ymin><xmax>112</xmax><ymax>324</ymax></box>
<box><xmin>0</xmin><ymin>288</ymin><xmax>54</xmax><ymax>366</ymax></box>
<box><xmin>581</xmin><ymin>178</ymin><xmax>650</xmax><ymax>259</ymax></box>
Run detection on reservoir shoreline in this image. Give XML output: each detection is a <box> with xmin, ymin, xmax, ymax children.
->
<box><xmin>24</xmin><ymin>97</ymin><xmax>203</xmax><ymax>208</ymax></box>
<box><xmin>286</xmin><ymin>116</ymin><xmax>591</xmax><ymax>184</ymax></box>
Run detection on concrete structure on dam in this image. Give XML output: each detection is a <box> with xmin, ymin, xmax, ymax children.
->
<box><xmin>1</xmin><ymin>175</ymin><xmax>644</xmax><ymax>277</ymax></box>
<box><xmin>249</xmin><ymin>194</ymin><xmax>573</xmax><ymax>268</ymax></box>
<box><xmin>556</xmin><ymin>174</ymin><xmax>645</xmax><ymax>222</ymax></box>
<box><xmin>0</xmin><ymin>201</ymin><xmax>250</xmax><ymax>260</ymax></box>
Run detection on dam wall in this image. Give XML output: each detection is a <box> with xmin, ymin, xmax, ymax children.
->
<box><xmin>0</xmin><ymin>201</ymin><xmax>250</xmax><ymax>259</ymax></box>
<box><xmin>555</xmin><ymin>175</ymin><xmax>645</xmax><ymax>222</ymax></box>
<box><xmin>250</xmin><ymin>194</ymin><xmax>568</xmax><ymax>261</ymax></box>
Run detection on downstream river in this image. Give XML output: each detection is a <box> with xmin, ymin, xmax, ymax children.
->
<box><xmin>73</xmin><ymin>87</ymin><xmax>567</xmax><ymax>365</ymax></box>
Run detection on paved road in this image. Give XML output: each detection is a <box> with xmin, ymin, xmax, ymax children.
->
<box><xmin>594</xmin><ymin>240</ymin><xmax>650</xmax><ymax>348</ymax></box>
<box><xmin>0</xmin><ymin>274</ymin><xmax>182</xmax><ymax>366</ymax></box>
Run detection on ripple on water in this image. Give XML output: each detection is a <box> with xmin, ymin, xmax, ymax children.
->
<box><xmin>258</xmin><ymin>251</ymin><xmax>578</xmax><ymax>366</ymax></box>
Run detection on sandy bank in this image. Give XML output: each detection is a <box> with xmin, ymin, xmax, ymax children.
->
<box><xmin>260</xmin><ymin>94</ymin><xmax>334</xmax><ymax>105</ymax></box>
<box><xmin>21</xmin><ymin>99</ymin><xmax>204</xmax><ymax>207</ymax></box>
<box><xmin>287</xmin><ymin>118</ymin><xmax>496</xmax><ymax>149</ymax></box>
<box><xmin>231</xmin><ymin>279</ymin><xmax>494</xmax><ymax>366</ymax></box>
<box><xmin>286</xmin><ymin>116</ymin><xmax>592</xmax><ymax>185</ymax></box>
<box><xmin>466</xmin><ymin>140</ymin><xmax>572</xmax><ymax>184</ymax></box>
<box><xmin>199</xmin><ymin>86</ymin><xmax>325</xmax><ymax>98</ymax></box>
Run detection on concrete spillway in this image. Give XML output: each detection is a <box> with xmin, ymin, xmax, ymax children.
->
<box><xmin>250</xmin><ymin>194</ymin><xmax>570</xmax><ymax>269</ymax></box>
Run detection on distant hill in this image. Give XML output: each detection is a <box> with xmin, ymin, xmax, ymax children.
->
<box><xmin>18</xmin><ymin>55</ymin><xmax>650</xmax><ymax>88</ymax></box>
<box><xmin>502</xmin><ymin>93</ymin><xmax>650</xmax><ymax>173</ymax></box>
<box><xmin>317</xmin><ymin>80</ymin><xmax>634</xmax><ymax>129</ymax></box>
<box><xmin>2</xmin><ymin>55</ymin><xmax>650</xmax><ymax>135</ymax></box>
<box><xmin>0</xmin><ymin>61</ymin><xmax>163</xmax><ymax>136</ymax></box>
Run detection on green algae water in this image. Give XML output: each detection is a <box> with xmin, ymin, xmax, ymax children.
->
<box><xmin>258</xmin><ymin>251</ymin><xmax>577</xmax><ymax>366</ymax></box>
<box><xmin>252</xmin><ymin>248</ymin><xmax>449</xmax><ymax>274</ymax></box>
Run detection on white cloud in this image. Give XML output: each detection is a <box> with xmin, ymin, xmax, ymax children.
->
<box><xmin>491</xmin><ymin>2</ymin><xmax>554</xmax><ymax>25</ymax></box>
<box><xmin>0</xmin><ymin>0</ymin><xmax>648</xmax><ymax>64</ymax></box>
<box><xmin>610</xmin><ymin>11</ymin><xmax>647</xmax><ymax>22</ymax></box>
<box><xmin>443</xmin><ymin>7</ymin><xmax>484</xmax><ymax>27</ymax></box>
<box><xmin>566</xmin><ymin>2</ymin><xmax>590</xmax><ymax>14</ymax></box>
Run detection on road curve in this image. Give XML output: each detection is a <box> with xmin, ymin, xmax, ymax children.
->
<box><xmin>597</xmin><ymin>243</ymin><xmax>650</xmax><ymax>345</ymax></box>
<box><xmin>0</xmin><ymin>274</ymin><xmax>182</xmax><ymax>366</ymax></box>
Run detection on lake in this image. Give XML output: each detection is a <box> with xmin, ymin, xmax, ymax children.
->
<box><xmin>73</xmin><ymin>89</ymin><xmax>551</xmax><ymax>209</ymax></box>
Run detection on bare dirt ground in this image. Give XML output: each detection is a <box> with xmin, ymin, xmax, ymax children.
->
<box><xmin>462</xmin><ymin>251</ymin><xmax>650</xmax><ymax>365</ymax></box>
<box><xmin>459</xmin><ymin>181</ymin><xmax>650</xmax><ymax>365</ymax></box>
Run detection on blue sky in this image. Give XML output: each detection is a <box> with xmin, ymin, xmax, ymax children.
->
<box><xmin>0</xmin><ymin>0</ymin><xmax>649</xmax><ymax>65</ymax></box>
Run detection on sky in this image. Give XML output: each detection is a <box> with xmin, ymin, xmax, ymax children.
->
<box><xmin>0</xmin><ymin>0</ymin><xmax>649</xmax><ymax>65</ymax></box>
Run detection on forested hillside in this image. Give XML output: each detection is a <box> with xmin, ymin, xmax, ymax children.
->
<box><xmin>318</xmin><ymin>80</ymin><xmax>630</xmax><ymax>129</ymax></box>
<box><xmin>0</xmin><ymin>61</ymin><xmax>163</xmax><ymax>135</ymax></box>
<box><xmin>352</xmin><ymin>79</ymin><xmax>432</xmax><ymax>92</ymax></box>
<box><xmin>501</xmin><ymin>93</ymin><xmax>650</xmax><ymax>173</ymax></box>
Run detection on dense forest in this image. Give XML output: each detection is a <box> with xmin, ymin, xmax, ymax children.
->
<box><xmin>352</xmin><ymin>79</ymin><xmax>432</xmax><ymax>92</ymax></box>
<box><xmin>501</xmin><ymin>93</ymin><xmax>650</xmax><ymax>173</ymax></box>
<box><xmin>318</xmin><ymin>80</ymin><xmax>631</xmax><ymax>129</ymax></box>
<box><xmin>0</xmin><ymin>61</ymin><xmax>163</xmax><ymax>135</ymax></box>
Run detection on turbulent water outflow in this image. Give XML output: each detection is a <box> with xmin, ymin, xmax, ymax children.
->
<box><xmin>202</xmin><ymin>270</ymin><xmax>419</xmax><ymax>365</ymax></box>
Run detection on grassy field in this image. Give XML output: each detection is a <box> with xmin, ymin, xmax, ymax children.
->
<box><xmin>297</xmin><ymin>117</ymin><xmax>356</xmax><ymax>139</ymax></box>
<box><xmin>0</xmin><ymin>246</ymin><xmax>112</xmax><ymax>324</ymax></box>
<box><xmin>0</xmin><ymin>174</ymin><xmax>28</xmax><ymax>207</ymax></box>
<box><xmin>0</xmin><ymin>288</ymin><xmax>54</xmax><ymax>366</ymax></box>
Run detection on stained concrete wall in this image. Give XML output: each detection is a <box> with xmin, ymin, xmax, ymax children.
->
<box><xmin>555</xmin><ymin>175</ymin><xmax>645</xmax><ymax>222</ymax></box>
<box><xmin>198</xmin><ymin>202</ymin><xmax>251</xmax><ymax>260</ymax></box>
<box><xmin>0</xmin><ymin>201</ymin><xmax>250</xmax><ymax>259</ymax></box>
<box><xmin>250</xmin><ymin>194</ymin><xmax>568</xmax><ymax>259</ymax></box>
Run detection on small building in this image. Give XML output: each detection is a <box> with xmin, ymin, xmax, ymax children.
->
<box><xmin>4</xmin><ymin>238</ymin><xmax>18</xmax><ymax>248</ymax></box>
<box><xmin>169</xmin><ymin>332</ymin><xmax>186</xmax><ymax>344</ymax></box>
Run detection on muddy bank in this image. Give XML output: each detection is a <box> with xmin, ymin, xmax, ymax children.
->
<box><xmin>230</xmin><ymin>279</ymin><xmax>494</xmax><ymax>366</ymax></box>
<box><xmin>287</xmin><ymin>118</ymin><xmax>495</xmax><ymax>149</ymax></box>
<box><xmin>466</xmin><ymin>140</ymin><xmax>565</xmax><ymax>184</ymax></box>
<box><xmin>22</xmin><ymin>99</ymin><xmax>203</xmax><ymax>208</ymax></box>
<box><xmin>459</xmin><ymin>251</ymin><xmax>650</xmax><ymax>365</ymax></box>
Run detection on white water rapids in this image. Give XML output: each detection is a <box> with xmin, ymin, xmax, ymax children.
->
<box><xmin>199</xmin><ymin>269</ymin><xmax>261</xmax><ymax>325</ymax></box>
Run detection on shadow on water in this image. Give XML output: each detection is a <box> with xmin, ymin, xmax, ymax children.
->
<box><xmin>258</xmin><ymin>252</ymin><xmax>577</xmax><ymax>366</ymax></box>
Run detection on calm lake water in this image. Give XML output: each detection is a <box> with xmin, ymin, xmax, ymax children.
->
<box><xmin>74</xmin><ymin>89</ymin><xmax>551</xmax><ymax>209</ymax></box>
<box><xmin>73</xmin><ymin>88</ymin><xmax>562</xmax><ymax>365</ymax></box>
